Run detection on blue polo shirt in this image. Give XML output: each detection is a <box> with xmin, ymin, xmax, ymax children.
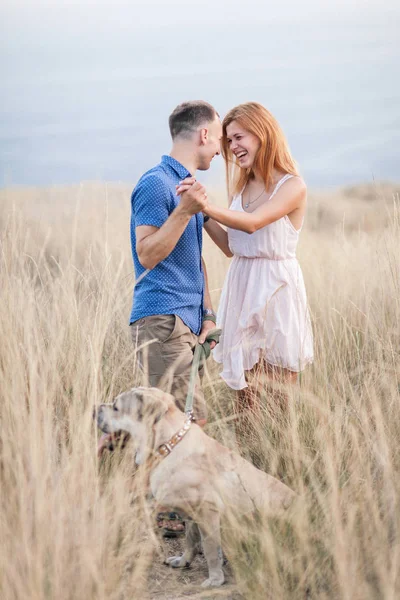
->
<box><xmin>129</xmin><ymin>155</ymin><xmax>204</xmax><ymax>335</ymax></box>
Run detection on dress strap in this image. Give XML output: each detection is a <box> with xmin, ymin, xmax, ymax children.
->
<box><xmin>270</xmin><ymin>174</ymin><xmax>294</xmax><ymax>199</ymax></box>
<box><xmin>230</xmin><ymin>193</ymin><xmax>242</xmax><ymax>208</ymax></box>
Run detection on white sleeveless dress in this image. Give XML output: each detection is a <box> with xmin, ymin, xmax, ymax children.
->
<box><xmin>213</xmin><ymin>174</ymin><xmax>314</xmax><ymax>390</ymax></box>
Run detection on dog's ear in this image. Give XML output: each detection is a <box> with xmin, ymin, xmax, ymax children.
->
<box><xmin>134</xmin><ymin>387</ymin><xmax>174</xmax><ymax>425</ymax></box>
<box><xmin>134</xmin><ymin>431</ymin><xmax>150</xmax><ymax>466</ymax></box>
<box><xmin>133</xmin><ymin>390</ymin><xmax>175</xmax><ymax>465</ymax></box>
<box><xmin>118</xmin><ymin>389</ymin><xmax>173</xmax><ymax>466</ymax></box>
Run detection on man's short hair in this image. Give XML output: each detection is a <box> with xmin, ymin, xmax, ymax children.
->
<box><xmin>169</xmin><ymin>101</ymin><xmax>218</xmax><ymax>140</ymax></box>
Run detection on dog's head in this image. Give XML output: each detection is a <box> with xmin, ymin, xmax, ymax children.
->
<box><xmin>95</xmin><ymin>387</ymin><xmax>175</xmax><ymax>464</ymax></box>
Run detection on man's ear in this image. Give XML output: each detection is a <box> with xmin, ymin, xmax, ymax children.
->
<box><xmin>199</xmin><ymin>127</ymin><xmax>208</xmax><ymax>145</ymax></box>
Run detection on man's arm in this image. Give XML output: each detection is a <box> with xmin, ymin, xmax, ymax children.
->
<box><xmin>136</xmin><ymin>210</ymin><xmax>191</xmax><ymax>270</ymax></box>
<box><xmin>202</xmin><ymin>257</ymin><xmax>213</xmax><ymax>313</ymax></box>
<box><xmin>136</xmin><ymin>180</ymin><xmax>208</xmax><ymax>270</ymax></box>
<box><xmin>204</xmin><ymin>219</ymin><xmax>233</xmax><ymax>257</ymax></box>
<box><xmin>198</xmin><ymin>258</ymin><xmax>217</xmax><ymax>346</ymax></box>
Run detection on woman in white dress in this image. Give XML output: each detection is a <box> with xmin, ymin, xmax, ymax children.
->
<box><xmin>177</xmin><ymin>102</ymin><xmax>313</xmax><ymax>402</ymax></box>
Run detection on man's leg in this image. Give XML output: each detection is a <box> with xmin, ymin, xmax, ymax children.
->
<box><xmin>130</xmin><ymin>314</ymin><xmax>176</xmax><ymax>389</ymax></box>
<box><xmin>131</xmin><ymin>314</ymin><xmax>207</xmax><ymax>425</ymax></box>
<box><xmin>130</xmin><ymin>314</ymin><xmax>207</xmax><ymax>533</ymax></box>
<box><xmin>159</xmin><ymin>316</ymin><xmax>207</xmax><ymax>426</ymax></box>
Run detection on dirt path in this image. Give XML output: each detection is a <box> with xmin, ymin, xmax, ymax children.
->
<box><xmin>146</xmin><ymin>537</ymin><xmax>244</xmax><ymax>600</ymax></box>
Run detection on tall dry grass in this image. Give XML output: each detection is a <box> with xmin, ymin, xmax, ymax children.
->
<box><xmin>0</xmin><ymin>182</ymin><xmax>399</xmax><ymax>599</ymax></box>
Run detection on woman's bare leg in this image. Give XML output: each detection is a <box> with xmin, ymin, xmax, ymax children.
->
<box><xmin>234</xmin><ymin>360</ymin><xmax>299</xmax><ymax>439</ymax></box>
<box><xmin>264</xmin><ymin>361</ymin><xmax>298</xmax><ymax>384</ymax></box>
<box><xmin>234</xmin><ymin>361</ymin><xmax>265</xmax><ymax>441</ymax></box>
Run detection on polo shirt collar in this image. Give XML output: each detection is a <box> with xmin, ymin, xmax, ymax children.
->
<box><xmin>161</xmin><ymin>155</ymin><xmax>192</xmax><ymax>179</ymax></box>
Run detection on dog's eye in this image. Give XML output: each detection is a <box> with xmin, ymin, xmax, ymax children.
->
<box><xmin>113</xmin><ymin>405</ymin><xmax>119</xmax><ymax>412</ymax></box>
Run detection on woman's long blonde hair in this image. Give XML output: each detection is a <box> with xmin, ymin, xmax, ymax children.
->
<box><xmin>221</xmin><ymin>102</ymin><xmax>299</xmax><ymax>197</ymax></box>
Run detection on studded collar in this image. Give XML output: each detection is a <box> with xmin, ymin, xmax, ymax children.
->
<box><xmin>155</xmin><ymin>417</ymin><xmax>192</xmax><ymax>459</ymax></box>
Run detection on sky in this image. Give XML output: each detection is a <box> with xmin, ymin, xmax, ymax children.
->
<box><xmin>2</xmin><ymin>0</ymin><xmax>398</xmax><ymax>85</ymax></box>
<box><xmin>1</xmin><ymin>0</ymin><xmax>399</xmax><ymax>187</ymax></box>
<box><xmin>2</xmin><ymin>0</ymin><xmax>399</xmax><ymax>36</ymax></box>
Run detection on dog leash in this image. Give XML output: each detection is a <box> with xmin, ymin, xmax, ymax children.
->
<box><xmin>185</xmin><ymin>328</ymin><xmax>222</xmax><ymax>420</ymax></box>
<box><xmin>149</xmin><ymin>329</ymin><xmax>221</xmax><ymax>461</ymax></box>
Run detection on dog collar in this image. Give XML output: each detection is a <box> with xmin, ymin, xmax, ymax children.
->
<box><xmin>156</xmin><ymin>417</ymin><xmax>192</xmax><ymax>458</ymax></box>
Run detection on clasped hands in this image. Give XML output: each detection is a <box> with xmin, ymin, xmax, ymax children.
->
<box><xmin>176</xmin><ymin>177</ymin><xmax>210</xmax><ymax>217</ymax></box>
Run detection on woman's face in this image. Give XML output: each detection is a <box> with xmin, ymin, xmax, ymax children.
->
<box><xmin>225</xmin><ymin>120</ymin><xmax>261</xmax><ymax>170</ymax></box>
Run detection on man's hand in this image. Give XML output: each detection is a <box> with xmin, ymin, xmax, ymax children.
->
<box><xmin>176</xmin><ymin>177</ymin><xmax>208</xmax><ymax>214</ymax></box>
<box><xmin>176</xmin><ymin>178</ymin><xmax>208</xmax><ymax>216</ymax></box>
<box><xmin>198</xmin><ymin>319</ymin><xmax>217</xmax><ymax>349</ymax></box>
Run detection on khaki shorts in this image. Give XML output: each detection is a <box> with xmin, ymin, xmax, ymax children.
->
<box><xmin>130</xmin><ymin>314</ymin><xmax>207</xmax><ymax>421</ymax></box>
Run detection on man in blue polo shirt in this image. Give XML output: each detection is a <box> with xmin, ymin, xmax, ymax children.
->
<box><xmin>130</xmin><ymin>100</ymin><xmax>222</xmax><ymax>429</ymax></box>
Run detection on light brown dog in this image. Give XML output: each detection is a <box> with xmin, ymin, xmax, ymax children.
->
<box><xmin>96</xmin><ymin>387</ymin><xmax>296</xmax><ymax>588</ymax></box>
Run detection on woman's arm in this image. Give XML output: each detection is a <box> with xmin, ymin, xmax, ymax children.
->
<box><xmin>204</xmin><ymin>219</ymin><xmax>233</xmax><ymax>257</ymax></box>
<box><xmin>204</xmin><ymin>178</ymin><xmax>307</xmax><ymax>234</ymax></box>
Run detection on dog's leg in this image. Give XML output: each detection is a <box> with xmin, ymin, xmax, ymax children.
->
<box><xmin>165</xmin><ymin>519</ymin><xmax>201</xmax><ymax>568</ymax></box>
<box><xmin>147</xmin><ymin>502</ymin><xmax>169</xmax><ymax>564</ymax></box>
<box><xmin>197</xmin><ymin>510</ymin><xmax>225</xmax><ymax>588</ymax></box>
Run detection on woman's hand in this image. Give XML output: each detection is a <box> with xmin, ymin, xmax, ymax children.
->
<box><xmin>176</xmin><ymin>177</ymin><xmax>197</xmax><ymax>196</ymax></box>
<box><xmin>177</xmin><ymin>178</ymin><xmax>232</xmax><ymax>256</ymax></box>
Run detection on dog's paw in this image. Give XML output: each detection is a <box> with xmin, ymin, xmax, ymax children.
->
<box><xmin>165</xmin><ymin>555</ymin><xmax>191</xmax><ymax>569</ymax></box>
<box><xmin>201</xmin><ymin>571</ymin><xmax>225</xmax><ymax>588</ymax></box>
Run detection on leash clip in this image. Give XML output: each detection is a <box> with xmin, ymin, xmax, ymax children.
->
<box><xmin>185</xmin><ymin>409</ymin><xmax>194</xmax><ymax>422</ymax></box>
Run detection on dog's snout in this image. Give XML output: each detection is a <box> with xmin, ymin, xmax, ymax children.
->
<box><xmin>94</xmin><ymin>405</ymin><xmax>105</xmax><ymax>423</ymax></box>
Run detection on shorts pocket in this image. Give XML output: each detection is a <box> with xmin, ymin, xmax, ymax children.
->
<box><xmin>160</xmin><ymin>314</ymin><xmax>178</xmax><ymax>343</ymax></box>
<box><xmin>144</xmin><ymin>314</ymin><xmax>177</xmax><ymax>344</ymax></box>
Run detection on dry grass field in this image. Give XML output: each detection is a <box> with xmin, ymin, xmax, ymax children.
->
<box><xmin>0</xmin><ymin>180</ymin><xmax>399</xmax><ymax>600</ymax></box>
